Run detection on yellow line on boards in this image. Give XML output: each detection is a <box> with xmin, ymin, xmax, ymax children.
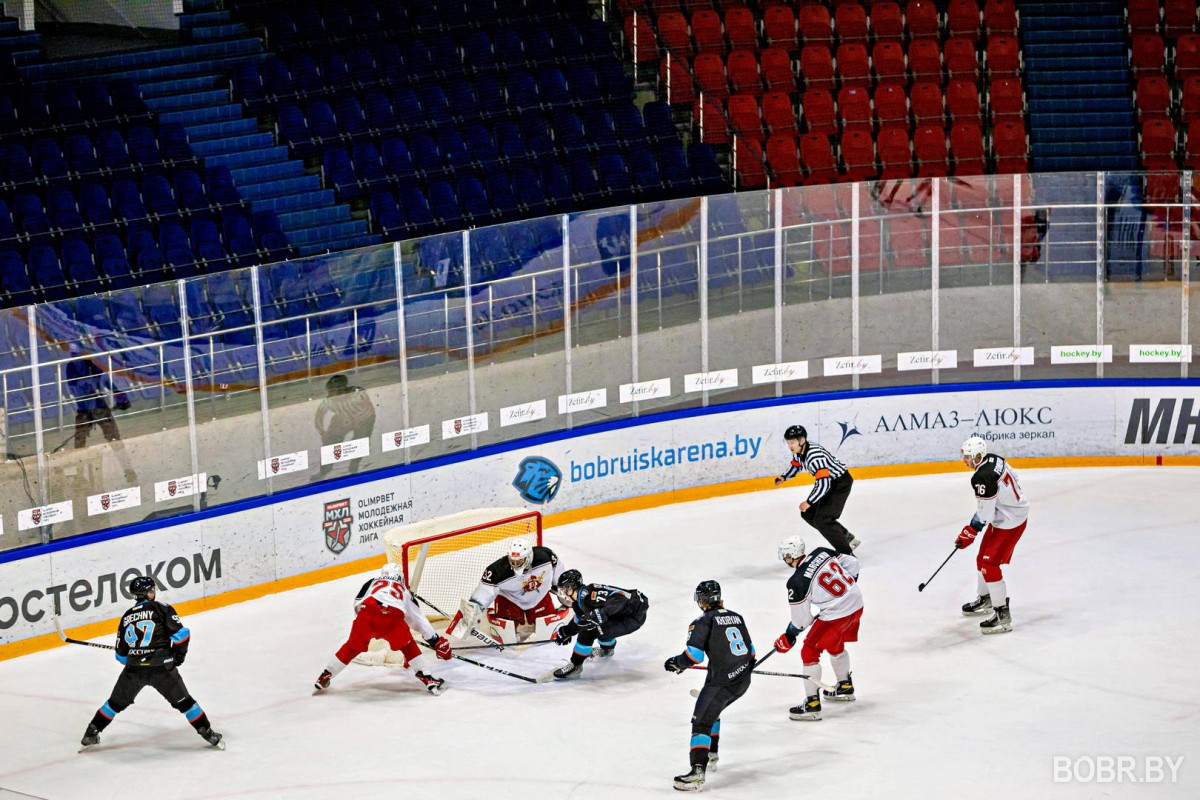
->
<box><xmin>3</xmin><ymin>454</ymin><xmax>1197</xmax><ymax>662</ymax></box>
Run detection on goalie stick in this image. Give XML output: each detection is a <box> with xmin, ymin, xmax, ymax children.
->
<box><xmin>53</xmin><ymin>616</ymin><xmax>116</xmax><ymax>651</ymax></box>
<box><xmin>411</xmin><ymin>591</ymin><xmax>506</xmax><ymax>651</ymax></box>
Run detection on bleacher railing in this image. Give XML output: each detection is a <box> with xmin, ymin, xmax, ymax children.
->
<box><xmin>0</xmin><ymin>171</ymin><xmax>1195</xmax><ymax>551</ymax></box>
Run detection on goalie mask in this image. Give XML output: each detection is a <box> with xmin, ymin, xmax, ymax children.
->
<box><xmin>507</xmin><ymin>539</ymin><xmax>532</xmax><ymax>573</ymax></box>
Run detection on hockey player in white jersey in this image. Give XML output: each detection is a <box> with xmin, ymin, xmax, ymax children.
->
<box><xmin>773</xmin><ymin>535</ymin><xmax>863</xmax><ymax>721</ymax></box>
<box><xmin>451</xmin><ymin>539</ymin><xmax>569</xmax><ymax>644</ymax></box>
<box><xmin>955</xmin><ymin>435</ymin><xmax>1029</xmax><ymax>634</ymax></box>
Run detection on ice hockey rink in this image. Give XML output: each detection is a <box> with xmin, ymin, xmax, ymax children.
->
<box><xmin>1</xmin><ymin>466</ymin><xmax>1198</xmax><ymax>800</ymax></box>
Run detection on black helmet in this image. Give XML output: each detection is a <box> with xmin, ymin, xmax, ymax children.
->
<box><xmin>555</xmin><ymin>569</ymin><xmax>583</xmax><ymax>598</ymax></box>
<box><xmin>694</xmin><ymin>580</ymin><xmax>722</xmax><ymax>608</ymax></box>
<box><xmin>784</xmin><ymin>425</ymin><xmax>807</xmax><ymax>441</ymax></box>
<box><xmin>325</xmin><ymin>374</ymin><xmax>349</xmax><ymax>393</ymax></box>
<box><xmin>128</xmin><ymin>576</ymin><xmax>156</xmax><ymax>600</ymax></box>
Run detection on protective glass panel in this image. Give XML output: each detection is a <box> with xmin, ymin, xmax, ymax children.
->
<box><xmin>469</xmin><ymin>214</ymin><xmax>568</xmax><ymax>445</ymax></box>
<box><xmin>706</xmin><ymin>190</ymin><xmax>777</xmax><ymax>403</ymax></box>
<box><xmin>0</xmin><ymin>307</ymin><xmax>41</xmax><ymax>550</ymax></box>
<box><xmin>780</xmin><ymin>182</ymin><xmax>855</xmax><ymax>395</ymax></box>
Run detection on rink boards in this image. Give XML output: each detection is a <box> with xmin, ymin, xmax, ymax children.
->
<box><xmin>2</xmin><ymin>379</ymin><xmax>1198</xmax><ymax>654</ymax></box>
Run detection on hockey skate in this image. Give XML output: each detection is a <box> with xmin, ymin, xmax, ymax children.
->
<box><xmin>789</xmin><ymin>695</ymin><xmax>823</xmax><ymax>721</ymax></box>
<box><xmin>980</xmin><ymin>603</ymin><xmax>1013</xmax><ymax>635</ymax></box>
<box><xmin>197</xmin><ymin>726</ymin><xmax>225</xmax><ymax>750</ymax></box>
<box><xmin>849</xmin><ymin>536</ymin><xmax>861</xmax><ymax>551</ymax></box>
<box><xmin>79</xmin><ymin>724</ymin><xmax>100</xmax><ymax>750</ymax></box>
<box><xmin>553</xmin><ymin>660</ymin><xmax>585</xmax><ymax>680</ymax></box>
<box><xmin>822</xmin><ymin>675</ymin><xmax>855</xmax><ymax>702</ymax></box>
<box><xmin>596</xmin><ymin>643</ymin><xmax>616</xmax><ymax>659</ymax></box>
<box><xmin>707</xmin><ymin>752</ymin><xmax>719</xmax><ymax>771</ymax></box>
<box><xmin>416</xmin><ymin>671</ymin><xmax>446</xmax><ymax>695</ymax></box>
<box><xmin>673</xmin><ymin>764</ymin><xmax>706</xmax><ymax>791</ymax></box>
<box><xmin>313</xmin><ymin>669</ymin><xmax>333</xmax><ymax>692</ymax></box>
<box><xmin>962</xmin><ymin>596</ymin><xmax>993</xmax><ymax>616</ymax></box>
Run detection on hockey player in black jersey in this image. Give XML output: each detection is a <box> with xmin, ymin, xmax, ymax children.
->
<box><xmin>549</xmin><ymin>569</ymin><xmax>649</xmax><ymax>680</ymax></box>
<box><xmin>664</xmin><ymin>580</ymin><xmax>754</xmax><ymax>792</ymax></box>
<box><xmin>80</xmin><ymin>576</ymin><xmax>223</xmax><ymax>750</ymax></box>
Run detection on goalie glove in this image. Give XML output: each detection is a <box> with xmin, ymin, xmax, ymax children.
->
<box><xmin>462</xmin><ymin>599</ymin><xmax>484</xmax><ymax>630</ymax></box>
<box><xmin>427</xmin><ymin>635</ymin><xmax>452</xmax><ymax>661</ymax></box>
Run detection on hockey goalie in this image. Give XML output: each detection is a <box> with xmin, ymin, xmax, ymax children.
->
<box><xmin>447</xmin><ymin>539</ymin><xmax>571</xmax><ymax>645</ymax></box>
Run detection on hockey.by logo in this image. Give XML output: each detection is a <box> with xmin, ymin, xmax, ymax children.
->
<box><xmin>1124</xmin><ymin>398</ymin><xmax>1200</xmax><ymax>444</ymax></box>
<box><xmin>322</xmin><ymin>498</ymin><xmax>354</xmax><ymax>555</ymax></box>
<box><xmin>513</xmin><ymin>456</ymin><xmax>562</xmax><ymax>504</ymax></box>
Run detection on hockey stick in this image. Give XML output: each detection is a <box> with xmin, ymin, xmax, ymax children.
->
<box><xmin>53</xmin><ymin>616</ymin><xmax>116</xmax><ymax>651</ymax></box>
<box><xmin>421</xmin><ymin>644</ymin><xmax>549</xmax><ymax>684</ymax></box>
<box><xmin>449</xmin><ymin>638</ymin><xmax>557</xmax><ymax>651</ymax></box>
<box><xmin>918</xmin><ymin>548</ymin><xmax>958</xmax><ymax>592</ymax></box>
<box><xmin>411</xmin><ymin>591</ymin><xmax>505</xmax><ymax>651</ymax></box>
<box><xmin>688</xmin><ymin>667</ymin><xmax>835</xmax><ymax>692</ymax></box>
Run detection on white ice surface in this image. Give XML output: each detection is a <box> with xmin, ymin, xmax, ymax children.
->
<box><xmin>2</xmin><ymin>467</ymin><xmax>1199</xmax><ymax>800</ymax></box>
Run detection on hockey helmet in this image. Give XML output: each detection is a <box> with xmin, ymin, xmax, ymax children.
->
<box><xmin>379</xmin><ymin>562</ymin><xmax>404</xmax><ymax>582</ymax></box>
<box><xmin>778</xmin><ymin>535</ymin><xmax>807</xmax><ymax>564</ymax></box>
<box><xmin>325</xmin><ymin>374</ymin><xmax>350</xmax><ymax>394</ymax></box>
<box><xmin>507</xmin><ymin>539</ymin><xmax>532</xmax><ymax>571</ymax></box>
<box><xmin>694</xmin><ymin>580</ymin><xmax>722</xmax><ymax>609</ymax></box>
<box><xmin>554</xmin><ymin>569</ymin><xmax>583</xmax><ymax>601</ymax></box>
<box><xmin>784</xmin><ymin>424</ymin><xmax>807</xmax><ymax>442</ymax></box>
<box><xmin>961</xmin><ymin>435</ymin><xmax>988</xmax><ymax>467</ymax></box>
<box><xmin>128</xmin><ymin>575</ymin><xmax>156</xmax><ymax>600</ymax></box>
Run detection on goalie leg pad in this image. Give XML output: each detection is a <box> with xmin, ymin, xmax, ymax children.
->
<box><xmin>534</xmin><ymin>607</ymin><xmax>573</xmax><ymax>641</ymax></box>
<box><xmin>486</xmin><ymin>614</ymin><xmax>521</xmax><ymax>645</ymax></box>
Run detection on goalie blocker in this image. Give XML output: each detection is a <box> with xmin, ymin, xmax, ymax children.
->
<box><xmin>448</xmin><ymin>540</ymin><xmax>571</xmax><ymax>645</ymax></box>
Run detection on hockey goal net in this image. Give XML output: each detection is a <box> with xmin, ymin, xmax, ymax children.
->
<box><xmin>383</xmin><ymin>507</ymin><xmax>542</xmax><ymax>623</ymax></box>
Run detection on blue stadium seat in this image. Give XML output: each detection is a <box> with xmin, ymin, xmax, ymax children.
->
<box><xmin>160</xmin><ymin>222</ymin><xmax>194</xmax><ymax>272</ymax></box>
<box><xmin>142</xmin><ymin>174</ymin><xmax>177</xmax><ymax>220</ymax></box>
<box><xmin>538</xmin><ymin>161</ymin><xmax>572</xmax><ymax>207</ymax></box>
<box><xmin>96</xmin><ymin>129</ymin><xmax>132</xmax><ymax>173</ymax></box>
<box><xmin>29</xmin><ymin>244</ymin><xmax>64</xmax><ymax>297</ymax></box>
<box><xmin>0</xmin><ymin>199</ymin><xmax>16</xmax><ymax>241</ymax></box>
<box><xmin>47</xmin><ymin>186</ymin><xmax>83</xmax><ymax>231</ymax></box>
<box><xmin>370</xmin><ymin>190</ymin><xmax>404</xmax><ymax>237</ymax></box>
<box><xmin>95</xmin><ymin>234</ymin><xmax>133</xmax><ymax>288</ymax></box>
<box><xmin>381</xmin><ymin>137</ymin><xmax>414</xmax><ymax>179</ymax></box>
<box><xmin>0</xmin><ymin>249</ymin><xmax>32</xmax><ymax>305</ymax></box>
<box><xmin>111</xmin><ymin>178</ymin><xmax>147</xmax><ymax>224</ymax></box>
<box><xmin>307</xmin><ymin>100</ymin><xmax>339</xmax><ymax>143</ymax></box>
<box><xmin>351</xmin><ymin>141</ymin><xmax>386</xmax><ymax>188</ymax></box>
<box><xmin>262</xmin><ymin>59</ymin><xmax>294</xmax><ymax>102</ymax></box>
<box><xmin>128</xmin><ymin>125</ymin><xmax>164</xmax><ymax>167</ymax></box>
<box><xmin>321</xmin><ymin>50</ymin><xmax>353</xmax><ymax>90</ymax></box>
<box><xmin>428</xmin><ymin>181</ymin><xmax>464</xmax><ymax>229</ymax></box>
<box><xmin>64</xmin><ymin>133</ymin><xmax>100</xmax><ymax>175</ymax></box>
<box><xmin>362</xmin><ymin>90</ymin><xmax>396</xmax><ymax>133</ymax></box>
<box><xmin>398</xmin><ymin>185</ymin><xmax>434</xmax><ymax>233</ymax></box>
<box><xmin>457</xmin><ymin>176</ymin><xmax>490</xmax><ymax>223</ymax></box>
<box><xmin>174</xmin><ymin>169</ymin><xmax>209</xmax><ymax>214</ymax></box>
<box><xmin>159</xmin><ymin>123</ymin><xmax>192</xmax><ymax>164</ymax></box>
<box><xmin>4</xmin><ymin>143</ymin><xmax>35</xmax><ymax>185</ymax></box>
<box><xmin>206</xmin><ymin>166</ymin><xmax>241</xmax><ymax>208</ymax></box>
<box><xmin>418</xmin><ymin>85</ymin><xmax>453</xmax><ymax>127</ymax></box>
<box><xmin>511</xmin><ymin>165</ymin><xmax>548</xmax><ymax>214</ymax></box>
<box><xmin>277</xmin><ymin>104</ymin><xmax>312</xmax><ymax>157</ymax></box>
<box><xmin>13</xmin><ymin>193</ymin><xmax>50</xmax><ymax>236</ymax></box>
<box><xmin>78</xmin><ymin>183</ymin><xmax>114</xmax><ymax>230</ymax></box>
<box><xmin>324</xmin><ymin>146</ymin><xmax>361</xmax><ymax>200</ymax></box>
<box><xmin>335</xmin><ymin>95</ymin><xmax>368</xmax><ymax>138</ymax></box>
<box><xmin>567</xmin><ymin>159</ymin><xmax>603</xmax><ymax>205</ymax></box>
<box><xmin>61</xmin><ymin>239</ymin><xmax>98</xmax><ymax>290</ymax></box>
<box><xmin>486</xmin><ymin>173</ymin><xmax>520</xmax><ymax>218</ymax></box>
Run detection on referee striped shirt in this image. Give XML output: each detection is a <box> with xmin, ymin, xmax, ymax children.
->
<box><xmin>778</xmin><ymin>442</ymin><xmax>849</xmax><ymax>505</ymax></box>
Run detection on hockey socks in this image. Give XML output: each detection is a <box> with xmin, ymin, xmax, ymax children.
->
<box><xmin>986</xmin><ymin>579</ymin><xmax>1008</xmax><ymax>608</ymax></box>
<box><xmin>802</xmin><ymin>662</ymin><xmax>823</xmax><ymax>699</ymax></box>
<box><xmin>570</xmin><ymin>641</ymin><xmax>592</xmax><ymax>665</ymax></box>
<box><xmin>688</xmin><ymin>732</ymin><xmax>712</xmax><ymax>768</ymax></box>
<box><xmin>88</xmin><ymin>701</ymin><xmax>120</xmax><ymax>733</ymax></box>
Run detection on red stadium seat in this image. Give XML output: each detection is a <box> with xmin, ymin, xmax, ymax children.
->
<box><xmin>725</xmin><ymin>7</ymin><xmax>759</xmax><ymax>51</ymax></box>
<box><xmin>838</xmin><ymin>85</ymin><xmax>873</xmax><ymax>131</ymax></box>
<box><xmin>873</xmin><ymin>41</ymin><xmax>907</xmax><ymax>84</ymax></box>
<box><xmin>1137</xmin><ymin>75</ymin><xmax>1172</xmax><ymax>119</ymax></box>
<box><xmin>800</xmin><ymin>44</ymin><xmax>836</xmax><ymax>89</ymax></box>
<box><xmin>988</xmin><ymin>77</ymin><xmax>1023</xmax><ymax>120</ymax></box>
<box><xmin>947</xmin><ymin>78</ymin><xmax>982</xmax><ymax>122</ymax></box>
<box><xmin>728</xmin><ymin>93</ymin><xmax>765</xmax><ymax>140</ymax></box>
<box><xmin>761</xmin><ymin>47</ymin><xmax>798</xmax><ymax>93</ymax></box>
<box><xmin>762</xmin><ymin>90</ymin><xmax>800</xmax><ymax>136</ymax></box>
<box><xmin>694</xmin><ymin>93</ymin><xmax>730</xmax><ymax>144</ymax></box>
<box><xmin>947</xmin><ymin>0</ymin><xmax>982</xmax><ymax>41</ymax></box>
<box><xmin>764</xmin><ymin>5</ymin><xmax>799</xmax><ymax>53</ymax></box>
<box><xmin>877</xmin><ymin>125</ymin><xmax>913</xmax><ymax>177</ymax></box>
<box><xmin>835</xmin><ymin>3</ymin><xmax>869</xmax><ymax>41</ymax></box>
<box><xmin>993</xmin><ymin>121</ymin><xmax>1028</xmax><ymax>173</ymax></box>
<box><xmin>944</xmin><ymin>37</ymin><xmax>980</xmax><ymax>81</ymax></box>
<box><xmin>734</xmin><ymin>136</ymin><xmax>768</xmax><ymax>188</ymax></box>
<box><xmin>986</xmin><ymin>35</ymin><xmax>1021</xmax><ymax>76</ymax></box>
<box><xmin>798</xmin><ymin>3</ymin><xmax>833</xmax><ymax>42</ymax></box>
<box><xmin>692</xmin><ymin>9</ymin><xmax>725</xmax><ymax>53</ymax></box>
<box><xmin>657</xmin><ymin>11</ymin><xmax>693</xmax><ymax>59</ymax></box>
<box><xmin>1181</xmin><ymin>76</ymin><xmax>1200</xmax><ymax>122</ymax></box>
<box><xmin>728</xmin><ymin>49</ymin><xmax>763</xmax><ymax>95</ymax></box>
<box><xmin>888</xmin><ymin>216</ymin><xmax>930</xmax><ymax>269</ymax></box>
<box><xmin>802</xmin><ymin>87</ymin><xmax>838</xmax><ymax>134</ymax></box>
<box><xmin>1140</xmin><ymin>117</ymin><xmax>1177</xmax><ymax>161</ymax></box>
<box><xmin>906</xmin><ymin>0</ymin><xmax>940</xmax><ymax>39</ymax></box>
<box><xmin>1175</xmin><ymin>33</ymin><xmax>1200</xmax><ymax>78</ymax></box>
<box><xmin>1164</xmin><ymin>0</ymin><xmax>1197</xmax><ymax>39</ymax></box>
<box><xmin>1184</xmin><ymin>120</ymin><xmax>1200</xmax><ymax>167</ymax></box>
<box><xmin>837</xmin><ymin>42</ymin><xmax>871</xmax><ymax>87</ymax></box>
<box><xmin>908</xmin><ymin>39</ymin><xmax>943</xmax><ymax>84</ymax></box>
<box><xmin>814</xmin><ymin>222</ymin><xmax>851</xmax><ymax>273</ymax></box>
<box><xmin>914</xmin><ymin>124</ymin><xmax>949</xmax><ymax>176</ymax></box>
<box><xmin>1128</xmin><ymin>0</ymin><xmax>1161</xmax><ymax>34</ymax></box>
<box><xmin>624</xmin><ymin>14</ymin><xmax>659</xmax><ymax>63</ymax></box>
<box><xmin>693</xmin><ymin>52</ymin><xmax>730</xmax><ymax>99</ymax></box>
<box><xmin>984</xmin><ymin>0</ymin><xmax>1019</xmax><ymax>36</ymax></box>
<box><xmin>842</xmin><ymin>127</ymin><xmax>878</xmax><ymax>181</ymax></box>
<box><xmin>767</xmin><ymin>133</ymin><xmax>804</xmax><ymax>186</ymax></box>
<box><xmin>800</xmin><ymin>131</ymin><xmax>839</xmax><ymax>183</ymax></box>
<box><xmin>871</xmin><ymin>1</ymin><xmax>905</xmax><ymax>41</ymax></box>
<box><xmin>660</xmin><ymin>55</ymin><xmax>695</xmax><ymax>104</ymax></box>
<box><xmin>1131</xmin><ymin>34</ymin><xmax>1166</xmax><ymax>78</ymax></box>
<box><xmin>910</xmin><ymin>81</ymin><xmax>946</xmax><ymax>127</ymax></box>
<box><xmin>950</xmin><ymin>121</ymin><xmax>986</xmax><ymax>174</ymax></box>
<box><xmin>874</xmin><ymin>82</ymin><xmax>909</xmax><ymax>128</ymax></box>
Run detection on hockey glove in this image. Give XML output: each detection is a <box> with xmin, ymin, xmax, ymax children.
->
<box><xmin>955</xmin><ymin>524</ymin><xmax>979</xmax><ymax>550</ymax></box>
<box><xmin>664</xmin><ymin>654</ymin><xmax>689</xmax><ymax>674</ymax></box>
<box><xmin>553</xmin><ymin>623</ymin><xmax>577</xmax><ymax>645</ymax></box>
<box><xmin>427</xmin><ymin>635</ymin><xmax>453</xmax><ymax>661</ymax></box>
<box><xmin>172</xmin><ymin>648</ymin><xmax>186</xmax><ymax>667</ymax></box>
<box><xmin>774</xmin><ymin>623</ymin><xmax>802</xmax><ymax>654</ymax></box>
<box><xmin>579</xmin><ymin>609</ymin><xmax>605</xmax><ymax>631</ymax></box>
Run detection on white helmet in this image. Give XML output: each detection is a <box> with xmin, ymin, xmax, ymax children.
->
<box><xmin>507</xmin><ymin>539</ymin><xmax>532</xmax><ymax>572</ymax></box>
<box><xmin>961</xmin><ymin>435</ymin><xmax>988</xmax><ymax>466</ymax></box>
<box><xmin>380</xmin><ymin>562</ymin><xmax>404</xmax><ymax>582</ymax></box>
<box><xmin>778</xmin><ymin>535</ymin><xmax>807</xmax><ymax>563</ymax></box>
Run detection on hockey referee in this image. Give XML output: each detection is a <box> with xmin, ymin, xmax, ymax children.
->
<box><xmin>775</xmin><ymin>425</ymin><xmax>860</xmax><ymax>555</ymax></box>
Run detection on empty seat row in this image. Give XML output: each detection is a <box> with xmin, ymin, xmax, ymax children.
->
<box><xmin>1129</xmin><ymin>0</ymin><xmax>1200</xmax><ymax>39</ymax></box>
<box><xmin>0</xmin><ymin>123</ymin><xmax>198</xmax><ymax>189</ymax></box>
